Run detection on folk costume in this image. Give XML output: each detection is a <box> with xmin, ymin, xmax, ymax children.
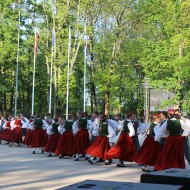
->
<box><xmin>154</xmin><ymin>110</ymin><xmax>190</xmax><ymax>171</ymax></box>
<box><xmin>44</xmin><ymin>120</ymin><xmax>60</xmax><ymax>156</ymax></box>
<box><xmin>107</xmin><ymin>118</ymin><xmax>136</xmax><ymax>167</ymax></box>
<box><xmin>133</xmin><ymin>116</ymin><xmax>161</xmax><ymax>171</ymax></box>
<box><xmin>73</xmin><ymin>114</ymin><xmax>90</xmax><ymax>161</ymax></box>
<box><xmin>0</xmin><ymin>120</ymin><xmax>12</xmax><ymax>142</ymax></box>
<box><xmin>55</xmin><ymin>119</ymin><xmax>74</xmax><ymax>158</ymax></box>
<box><xmin>22</xmin><ymin>118</ymin><xmax>34</xmax><ymax>146</ymax></box>
<box><xmin>87</xmin><ymin>115</ymin><xmax>115</xmax><ymax>165</ymax></box>
<box><xmin>30</xmin><ymin>117</ymin><xmax>49</xmax><ymax>154</ymax></box>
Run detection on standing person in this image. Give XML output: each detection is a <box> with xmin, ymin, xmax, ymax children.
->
<box><xmin>0</xmin><ymin>116</ymin><xmax>6</xmax><ymax>144</ymax></box>
<box><xmin>0</xmin><ymin>118</ymin><xmax>12</xmax><ymax>144</ymax></box>
<box><xmin>131</xmin><ymin>112</ymin><xmax>141</xmax><ymax>151</ymax></box>
<box><xmin>45</xmin><ymin>113</ymin><xmax>53</xmax><ymax>125</ymax></box>
<box><xmin>55</xmin><ymin>114</ymin><xmax>74</xmax><ymax>158</ymax></box>
<box><xmin>87</xmin><ymin>115</ymin><xmax>115</xmax><ymax>165</ymax></box>
<box><xmin>114</xmin><ymin>114</ymin><xmax>123</xmax><ymax>135</ymax></box>
<box><xmin>89</xmin><ymin>112</ymin><xmax>99</xmax><ymax>144</ymax></box>
<box><xmin>107</xmin><ymin>112</ymin><xmax>136</xmax><ymax>167</ymax></box>
<box><xmin>20</xmin><ymin>114</ymin><xmax>29</xmax><ymax>139</ymax></box>
<box><xmin>72</xmin><ymin>112</ymin><xmax>90</xmax><ymax>161</ymax></box>
<box><xmin>30</xmin><ymin>114</ymin><xmax>49</xmax><ymax>154</ymax></box>
<box><xmin>9</xmin><ymin>116</ymin><xmax>25</xmax><ymax>147</ymax></box>
<box><xmin>154</xmin><ymin>109</ymin><xmax>190</xmax><ymax>170</ymax></box>
<box><xmin>44</xmin><ymin>118</ymin><xmax>60</xmax><ymax>156</ymax></box>
<box><xmin>154</xmin><ymin>111</ymin><xmax>168</xmax><ymax>148</ymax></box>
<box><xmin>175</xmin><ymin>109</ymin><xmax>190</xmax><ymax>165</ymax></box>
<box><xmin>22</xmin><ymin>116</ymin><xmax>35</xmax><ymax>147</ymax></box>
<box><xmin>133</xmin><ymin>114</ymin><xmax>161</xmax><ymax>172</ymax></box>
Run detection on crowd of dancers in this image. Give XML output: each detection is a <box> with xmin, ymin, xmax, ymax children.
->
<box><xmin>0</xmin><ymin>109</ymin><xmax>190</xmax><ymax>172</ymax></box>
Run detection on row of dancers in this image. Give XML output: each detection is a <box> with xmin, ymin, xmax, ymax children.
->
<box><xmin>0</xmin><ymin>110</ymin><xmax>190</xmax><ymax>171</ymax></box>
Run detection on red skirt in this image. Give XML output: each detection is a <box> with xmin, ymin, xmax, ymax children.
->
<box><xmin>30</xmin><ymin>129</ymin><xmax>47</xmax><ymax>148</ymax></box>
<box><xmin>86</xmin><ymin>136</ymin><xmax>110</xmax><ymax>160</ymax></box>
<box><xmin>44</xmin><ymin>133</ymin><xmax>60</xmax><ymax>153</ymax></box>
<box><xmin>0</xmin><ymin>129</ymin><xmax>12</xmax><ymax>141</ymax></box>
<box><xmin>55</xmin><ymin>131</ymin><xmax>74</xmax><ymax>156</ymax></box>
<box><xmin>133</xmin><ymin>136</ymin><xmax>161</xmax><ymax>166</ymax></box>
<box><xmin>73</xmin><ymin>129</ymin><xmax>90</xmax><ymax>154</ymax></box>
<box><xmin>154</xmin><ymin>135</ymin><xmax>185</xmax><ymax>170</ymax></box>
<box><xmin>107</xmin><ymin>133</ymin><xmax>136</xmax><ymax>161</ymax></box>
<box><xmin>11</xmin><ymin>127</ymin><xmax>23</xmax><ymax>143</ymax></box>
<box><xmin>23</xmin><ymin>129</ymin><xmax>33</xmax><ymax>146</ymax></box>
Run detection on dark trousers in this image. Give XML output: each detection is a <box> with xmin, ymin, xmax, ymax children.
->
<box><xmin>184</xmin><ymin>136</ymin><xmax>190</xmax><ymax>164</ymax></box>
<box><xmin>132</xmin><ymin>135</ymin><xmax>141</xmax><ymax>151</ymax></box>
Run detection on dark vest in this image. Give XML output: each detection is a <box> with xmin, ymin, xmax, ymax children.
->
<box><xmin>52</xmin><ymin>123</ymin><xmax>59</xmax><ymax>133</ymax></box>
<box><xmin>34</xmin><ymin>119</ymin><xmax>43</xmax><ymax>129</ymax></box>
<box><xmin>132</xmin><ymin>120</ymin><xmax>139</xmax><ymax>135</ymax></box>
<box><xmin>167</xmin><ymin>119</ymin><xmax>181</xmax><ymax>135</ymax></box>
<box><xmin>65</xmin><ymin>120</ymin><xmax>74</xmax><ymax>131</ymax></box>
<box><xmin>122</xmin><ymin>120</ymin><xmax>130</xmax><ymax>133</ymax></box>
<box><xmin>78</xmin><ymin>118</ymin><xmax>87</xmax><ymax>129</ymax></box>
<box><xmin>99</xmin><ymin>122</ymin><xmax>109</xmax><ymax>136</ymax></box>
<box><xmin>149</xmin><ymin>123</ymin><xmax>157</xmax><ymax>136</ymax></box>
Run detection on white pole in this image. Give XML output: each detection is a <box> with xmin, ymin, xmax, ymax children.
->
<box><xmin>49</xmin><ymin>44</ymin><xmax>53</xmax><ymax>114</ymax></box>
<box><xmin>14</xmin><ymin>9</ymin><xmax>20</xmax><ymax>116</ymax></box>
<box><xmin>84</xmin><ymin>26</ymin><xmax>87</xmax><ymax>112</ymax></box>
<box><xmin>31</xmin><ymin>54</ymin><xmax>36</xmax><ymax>115</ymax></box>
<box><xmin>66</xmin><ymin>26</ymin><xmax>71</xmax><ymax>120</ymax></box>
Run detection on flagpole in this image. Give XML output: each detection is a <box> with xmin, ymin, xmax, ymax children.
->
<box><xmin>49</xmin><ymin>36</ymin><xmax>54</xmax><ymax>114</ymax></box>
<box><xmin>31</xmin><ymin>55</ymin><xmax>36</xmax><ymax>115</ymax></box>
<box><xmin>14</xmin><ymin>8</ymin><xmax>20</xmax><ymax>116</ymax></box>
<box><xmin>84</xmin><ymin>26</ymin><xmax>87</xmax><ymax>112</ymax></box>
<box><xmin>31</xmin><ymin>30</ymin><xmax>38</xmax><ymax>115</ymax></box>
<box><xmin>66</xmin><ymin>26</ymin><xmax>71</xmax><ymax>120</ymax></box>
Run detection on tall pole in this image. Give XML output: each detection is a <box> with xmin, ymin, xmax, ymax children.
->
<box><xmin>31</xmin><ymin>54</ymin><xmax>36</xmax><ymax>115</ymax></box>
<box><xmin>66</xmin><ymin>26</ymin><xmax>71</xmax><ymax>120</ymax></box>
<box><xmin>14</xmin><ymin>9</ymin><xmax>20</xmax><ymax>116</ymax></box>
<box><xmin>84</xmin><ymin>26</ymin><xmax>87</xmax><ymax>112</ymax></box>
<box><xmin>31</xmin><ymin>30</ymin><xmax>38</xmax><ymax>115</ymax></box>
<box><xmin>49</xmin><ymin>40</ymin><xmax>53</xmax><ymax>114</ymax></box>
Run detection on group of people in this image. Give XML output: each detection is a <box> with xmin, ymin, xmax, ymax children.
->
<box><xmin>0</xmin><ymin>109</ymin><xmax>189</xmax><ymax>172</ymax></box>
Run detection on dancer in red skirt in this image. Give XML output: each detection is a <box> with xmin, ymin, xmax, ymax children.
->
<box><xmin>9</xmin><ymin>116</ymin><xmax>25</xmax><ymax>147</ymax></box>
<box><xmin>44</xmin><ymin>118</ymin><xmax>60</xmax><ymax>156</ymax></box>
<box><xmin>107</xmin><ymin>111</ymin><xmax>136</xmax><ymax>167</ymax></box>
<box><xmin>73</xmin><ymin>112</ymin><xmax>90</xmax><ymax>161</ymax></box>
<box><xmin>22</xmin><ymin>116</ymin><xmax>35</xmax><ymax>147</ymax></box>
<box><xmin>87</xmin><ymin>115</ymin><xmax>115</xmax><ymax>165</ymax></box>
<box><xmin>55</xmin><ymin>115</ymin><xmax>74</xmax><ymax>158</ymax></box>
<box><xmin>154</xmin><ymin>109</ymin><xmax>190</xmax><ymax>171</ymax></box>
<box><xmin>133</xmin><ymin>114</ymin><xmax>161</xmax><ymax>172</ymax></box>
<box><xmin>0</xmin><ymin>118</ymin><xmax>12</xmax><ymax>143</ymax></box>
<box><xmin>30</xmin><ymin>114</ymin><xmax>49</xmax><ymax>154</ymax></box>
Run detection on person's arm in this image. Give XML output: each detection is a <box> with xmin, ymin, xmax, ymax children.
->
<box><xmin>42</xmin><ymin>120</ymin><xmax>49</xmax><ymax>130</ymax></box>
<box><xmin>107</xmin><ymin>125</ymin><xmax>115</xmax><ymax>138</ymax></box>
<box><xmin>46</xmin><ymin>125</ymin><xmax>53</xmax><ymax>135</ymax></box>
<box><xmin>180</xmin><ymin>120</ymin><xmax>190</xmax><ymax>136</ymax></box>
<box><xmin>128</xmin><ymin>122</ymin><xmax>135</xmax><ymax>137</ymax></box>
<box><xmin>72</xmin><ymin>121</ymin><xmax>78</xmax><ymax>135</ymax></box>
<box><xmin>154</xmin><ymin>121</ymin><xmax>167</xmax><ymax>141</ymax></box>
<box><xmin>108</xmin><ymin>119</ymin><xmax>118</xmax><ymax>131</ymax></box>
